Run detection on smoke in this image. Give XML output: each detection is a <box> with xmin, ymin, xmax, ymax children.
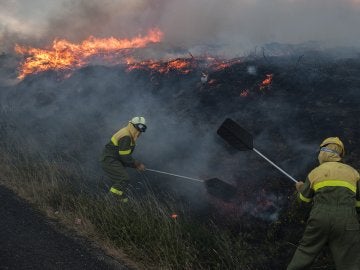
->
<box><xmin>1</xmin><ymin>0</ymin><xmax>360</xmax><ymax>221</ymax></box>
<box><xmin>2</xmin><ymin>48</ymin><xmax>360</xmax><ymax>221</ymax></box>
<box><xmin>2</xmin><ymin>0</ymin><xmax>360</xmax><ymax>54</ymax></box>
<box><xmin>0</xmin><ymin>0</ymin><xmax>49</xmax><ymax>50</ymax></box>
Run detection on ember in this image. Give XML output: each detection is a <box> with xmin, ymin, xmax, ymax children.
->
<box><xmin>260</xmin><ymin>74</ymin><xmax>273</xmax><ymax>90</ymax></box>
<box><xmin>204</xmin><ymin>57</ymin><xmax>242</xmax><ymax>71</ymax></box>
<box><xmin>126</xmin><ymin>58</ymin><xmax>194</xmax><ymax>74</ymax></box>
<box><xmin>240</xmin><ymin>89</ymin><xmax>249</xmax><ymax>97</ymax></box>
<box><xmin>208</xmin><ymin>79</ymin><xmax>218</xmax><ymax>86</ymax></box>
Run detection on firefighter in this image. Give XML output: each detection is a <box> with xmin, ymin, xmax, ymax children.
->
<box><xmin>287</xmin><ymin>137</ymin><xmax>360</xmax><ymax>270</ymax></box>
<box><xmin>100</xmin><ymin>116</ymin><xmax>147</xmax><ymax>202</ymax></box>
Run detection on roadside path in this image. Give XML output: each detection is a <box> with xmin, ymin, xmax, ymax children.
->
<box><xmin>0</xmin><ymin>185</ymin><xmax>128</xmax><ymax>270</ymax></box>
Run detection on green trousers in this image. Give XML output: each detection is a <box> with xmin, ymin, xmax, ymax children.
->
<box><xmin>287</xmin><ymin>206</ymin><xmax>360</xmax><ymax>270</ymax></box>
<box><xmin>100</xmin><ymin>156</ymin><xmax>129</xmax><ymax>194</ymax></box>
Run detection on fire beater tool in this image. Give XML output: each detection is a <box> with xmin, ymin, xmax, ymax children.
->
<box><xmin>145</xmin><ymin>168</ymin><xmax>237</xmax><ymax>201</ymax></box>
<box><xmin>217</xmin><ymin>118</ymin><xmax>298</xmax><ymax>183</ymax></box>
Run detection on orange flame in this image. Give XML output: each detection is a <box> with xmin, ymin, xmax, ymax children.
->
<box><xmin>15</xmin><ymin>29</ymin><xmax>163</xmax><ymax>79</ymax></box>
<box><xmin>126</xmin><ymin>58</ymin><xmax>194</xmax><ymax>74</ymax></box>
<box><xmin>209</xmin><ymin>59</ymin><xmax>241</xmax><ymax>71</ymax></box>
<box><xmin>16</xmin><ymin>32</ymin><xmax>245</xmax><ymax>80</ymax></box>
<box><xmin>125</xmin><ymin>57</ymin><xmax>241</xmax><ymax>75</ymax></box>
<box><xmin>260</xmin><ymin>74</ymin><xmax>273</xmax><ymax>90</ymax></box>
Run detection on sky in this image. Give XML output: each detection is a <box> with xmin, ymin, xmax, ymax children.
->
<box><xmin>1</xmin><ymin>0</ymin><xmax>360</xmax><ymax>54</ymax></box>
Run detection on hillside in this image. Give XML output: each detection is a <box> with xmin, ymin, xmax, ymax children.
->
<box><xmin>1</xmin><ymin>49</ymin><xmax>359</xmax><ymax>269</ymax></box>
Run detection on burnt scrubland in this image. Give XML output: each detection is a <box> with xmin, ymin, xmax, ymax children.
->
<box><xmin>0</xmin><ymin>49</ymin><xmax>360</xmax><ymax>269</ymax></box>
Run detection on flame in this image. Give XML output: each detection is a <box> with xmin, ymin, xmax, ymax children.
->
<box><xmin>126</xmin><ymin>58</ymin><xmax>194</xmax><ymax>74</ymax></box>
<box><xmin>171</xmin><ymin>213</ymin><xmax>178</xmax><ymax>219</ymax></box>
<box><xmin>212</xmin><ymin>62</ymin><xmax>230</xmax><ymax>71</ymax></box>
<box><xmin>15</xmin><ymin>29</ymin><xmax>163</xmax><ymax>79</ymax></box>
<box><xmin>126</xmin><ymin>57</ymin><xmax>241</xmax><ymax>76</ymax></box>
<box><xmin>15</xmin><ymin>31</ymin><xmax>245</xmax><ymax>80</ymax></box>
<box><xmin>209</xmin><ymin>59</ymin><xmax>241</xmax><ymax>71</ymax></box>
<box><xmin>260</xmin><ymin>74</ymin><xmax>273</xmax><ymax>90</ymax></box>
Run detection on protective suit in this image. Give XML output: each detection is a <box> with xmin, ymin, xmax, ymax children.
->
<box><xmin>287</xmin><ymin>138</ymin><xmax>360</xmax><ymax>270</ymax></box>
<box><xmin>100</xmin><ymin>117</ymin><xmax>146</xmax><ymax>201</ymax></box>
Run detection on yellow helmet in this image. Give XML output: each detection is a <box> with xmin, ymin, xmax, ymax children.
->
<box><xmin>320</xmin><ymin>137</ymin><xmax>345</xmax><ymax>157</ymax></box>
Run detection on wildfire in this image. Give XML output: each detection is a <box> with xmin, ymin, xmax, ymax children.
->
<box><xmin>126</xmin><ymin>58</ymin><xmax>194</xmax><ymax>74</ymax></box>
<box><xmin>15</xmin><ymin>29</ymin><xmax>245</xmax><ymax>80</ymax></box>
<box><xmin>15</xmin><ymin>29</ymin><xmax>163</xmax><ymax>79</ymax></box>
<box><xmin>206</xmin><ymin>58</ymin><xmax>242</xmax><ymax>71</ymax></box>
<box><xmin>212</xmin><ymin>62</ymin><xmax>231</xmax><ymax>71</ymax></box>
<box><xmin>126</xmin><ymin>57</ymin><xmax>240</xmax><ymax>75</ymax></box>
<box><xmin>260</xmin><ymin>74</ymin><xmax>273</xmax><ymax>90</ymax></box>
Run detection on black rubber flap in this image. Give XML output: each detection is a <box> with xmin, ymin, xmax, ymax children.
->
<box><xmin>217</xmin><ymin>118</ymin><xmax>253</xmax><ymax>151</ymax></box>
<box><xmin>205</xmin><ymin>178</ymin><xmax>237</xmax><ymax>201</ymax></box>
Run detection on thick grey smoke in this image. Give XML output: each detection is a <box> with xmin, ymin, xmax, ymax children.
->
<box><xmin>1</xmin><ymin>0</ymin><xmax>360</xmax><ymax>221</ymax></box>
<box><xmin>2</xmin><ymin>48</ymin><xmax>360</xmax><ymax>221</ymax></box>
<box><xmin>2</xmin><ymin>0</ymin><xmax>360</xmax><ymax>53</ymax></box>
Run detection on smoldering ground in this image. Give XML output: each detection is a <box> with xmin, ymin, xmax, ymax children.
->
<box><xmin>2</xmin><ymin>46</ymin><xmax>360</xmax><ymax>222</ymax></box>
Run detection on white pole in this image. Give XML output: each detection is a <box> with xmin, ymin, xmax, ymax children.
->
<box><xmin>253</xmin><ymin>148</ymin><xmax>298</xmax><ymax>183</ymax></box>
<box><xmin>145</xmin><ymin>168</ymin><xmax>204</xmax><ymax>183</ymax></box>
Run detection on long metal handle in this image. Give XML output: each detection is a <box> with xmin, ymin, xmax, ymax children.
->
<box><xmin>145</xmin><ymin>168</ymin><xmax>204</xmax><ymax>183</ymax></box>
<box><xmin>253</xmin><ymin>148</ymin><xmax>298</xmax><ymax>183</ymax></box>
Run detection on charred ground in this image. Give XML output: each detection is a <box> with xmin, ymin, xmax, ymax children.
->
<box><xmin>1</xmin><ymin>49</ymin><xmax>360</xmax><ymax>269</ymax></box>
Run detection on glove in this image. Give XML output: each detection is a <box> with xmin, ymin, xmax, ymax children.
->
<box><xmin>134</xmin><ymin>161</ymin><xmax>145</xmax><ymax>171</ymax></box>
<box><xmin>295</xmin><ymin>181</ymin><xmax>304</xmax><ymax>192</ymax></box>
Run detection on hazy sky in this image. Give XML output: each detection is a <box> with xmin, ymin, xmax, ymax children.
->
<box><xmin>1</xmin><ymin>0</ymin><xmax>360</xmax><ymax>53</ymax></box>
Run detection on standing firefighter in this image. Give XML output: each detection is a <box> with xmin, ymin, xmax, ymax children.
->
<box><xmin>100</xmin><ymin>116</ymin><xmax>147</xmax><ymax>202</ymax></box>
<box><xmin>287</xmin><ymin>137</ymin><xmax>360</xmax><ymax>270</ymax></box>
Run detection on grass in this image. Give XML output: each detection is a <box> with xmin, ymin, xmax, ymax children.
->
<box><xmin>0</xmin><ymin>110</ymin><xmax>334</xmax><ymax>270</ymax></box>
<box><xmin>0</xmin><ymin>121</ymin><xmax>270</xmax><ymax>269</ymax></box>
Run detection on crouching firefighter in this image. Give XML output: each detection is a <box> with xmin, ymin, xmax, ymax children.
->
<box><xmin>287</xmin><ymin>137</ymin><xmax>360</xmax><ymax>270</ymax></box>
<box><xmin>100</xmin><ymin>116</ymin><xmax>147</xmax><ymax>202</ymax></box>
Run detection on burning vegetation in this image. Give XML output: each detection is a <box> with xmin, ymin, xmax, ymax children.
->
<box><xmin>125</xmin><ymin>58</ymin><xmax>196</xmax><ymax>74</ymax></box>
<box><xmin>2</xmin><ymin>31</ymin><xmax>360</xmax><ymax>270</ymax></box>
<box><xmin>260</xmin><ymin>74</ymin><xmax>273</xmax><ymax>90</ymax></box>
<box><xmin>15</xmin><ymin>29</ymin><xmax>245</xmax><ymax>81</ymax></box>
<box><xmin>15</xmin><ymin>29</ymin><xmax>163</xmax><ymax>79</ymax></box>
